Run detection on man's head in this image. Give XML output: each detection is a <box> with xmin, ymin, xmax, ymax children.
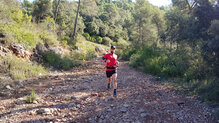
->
<box><xmin>110</xmin><ymin>45</ymin><xmax>116</xmax><ymax>54</ymax></box>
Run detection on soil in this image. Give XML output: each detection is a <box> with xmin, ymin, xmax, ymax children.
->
<box><xmin>0</xmin><ymin>57</ymin><xmax>217</xmax><ymax>123</ymax></box>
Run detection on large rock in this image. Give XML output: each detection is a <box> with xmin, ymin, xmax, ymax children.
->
<box><xmin>0</xmin><ymin>50</ymin><xmax>6</xmax><ymax>57</ymax></box>
<box><xmin>9</xmin><ymin>43</ymin><xmax>32</xmax><ymax>59</ymax></box>
<box><xmin>95</xmin><ymin>47</ymin><xmax>101</xmax><ymax>52</ymax></box>
<box><xmin>95</xmin><ymin>47</ymin><xmax>106</xmax><ymax>53</ymax></box>
<box><xmin>4</xmin><ymin>85</ymin><xmax>12</xmax><ymax>90</ymax></box>
<box><xmin>120</xmin><ymin>107</ymin><xmax>128</xmax><ymax>113</ymax></box>
<box><xmin>49</xmin><ymin>46</ymin><xmax>63</xmax><ymax>55</ymax></box>
<box><xmin>0</xmin><ymin>45</ymin><xmax>10</xmax><ymax>57</ymax></box>
<box><xmin>36</xmin><ymin>44</ymin><xmax>48</xmax><ymax>54</ymax></box>
<box><xmin>36</xmin><ymin>108</ymin><xmax>51</xmax><ymax>115</ymax></box>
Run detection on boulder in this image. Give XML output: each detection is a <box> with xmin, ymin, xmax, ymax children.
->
<box><xmin>4</xmin><ymin>85</ymin><xmax>12</xmax><ymax>90</ymax></box>
<box><xmin>0</xmin><ymin>51</ymin><xmax>6</xmax><ymax>57</ymax></box>
<box><xmin>36</xmin><ymin>44</ymin><xmax>48</xmax><ymax>54</ymax></box>
<box><xmin>49</xmin><ymin>46</ymin><xmax>63</xmax><ymax>55</ymax></box>
<box><xmin>36</xmin><ymin>108</ymin><xmax>51</xmax><ymax>115</ymax></box>
<box><xmin>95</xmin><ymin>47</ymin><xmax>101</xmax><ymax>52</ymax></box>
<box><xmin>8</xmin><ymin>43</ymin><xmax>32</xmax><ymax>59</ymax></box>
<box><xmin>0</xmin><ymin>45</ymin><xmax>10</xmax><ymax>57</ymax></box>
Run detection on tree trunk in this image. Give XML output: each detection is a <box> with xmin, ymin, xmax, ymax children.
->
<box><xmin>73</xmin><ymin>0</ymin><xmax>81</xmax><ymax>39</ymax></box>
<box><xmin>54</xmin><ymin>0</ymin><xmax>61</xmax><ymax>23</ymax></box>
<box><xmin>138</xmin><ymin>22</ymin><xmax>141</xmax><ymax>48</ymax></box>
<box><xmin>155</xmin><ymin>20</ymin><xmax>160</xmax><ymax>47</ymax></box>
<box><xmin>185</xmin><ymin>0</ymin><xmax>197</xmax><ymax>13</ymax></box>
<box><xmin>185</xmin><ymin>0</ymin><xmax>192</xmax><ymax>12</ymax></box>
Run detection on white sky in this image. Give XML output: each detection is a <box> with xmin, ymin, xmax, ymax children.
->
<box><xmin>147</xmin><ymin>0</ymin><xmax>172</xmax><ymax>7</ymax></box>
<box><xmin>27</xmin><ymin>0</ymin><xmax>172</xmax><ymax>7</ymax></box>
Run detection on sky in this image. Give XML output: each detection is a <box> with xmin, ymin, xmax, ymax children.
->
<box><xmin>27</xmin><ymin>0</ymin><xmax>172</xmax><ymax>7</ymax></box>
<box><xmin>147</xmin><ymin>0</ymin><xmax>171</xmax><ymax>7</ymax></box>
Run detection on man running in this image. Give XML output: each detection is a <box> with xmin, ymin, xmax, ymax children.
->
<box><xmin>101</xmin><ymin>46</ymin><xmax>119</xmax><ymax>97</ymax></box>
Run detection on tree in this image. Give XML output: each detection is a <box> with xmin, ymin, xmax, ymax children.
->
<box><xmin>54</xmin><ymin>0</ymin><xmax>61</xmax><ymax>23</ymax></box>
<box><xmin>151</xmin><ymin>7</ymin><xmax>165</xmax><ymax>47</ymax></box>
<box><xmin>73</xmin><ymin>0</ymin><xmax>81</xmax><ymax>39</ymax></box>
<box><xmin>80</xmin><ymin>0</ymin><xmax>98</xmax><ymax>18</ymax></box>
<box><xmin>131</xmin><ymin>0</ymin><xmax>155</xmax><ymax>48</ymax></box>
<box><xmin>52</xmin><ymin>1</ymin><xmax>85</xmax><ymax>37</ymax></box>
<box><xmin>202</xmin><ymin>20</ymin><xmax>219</xmax><ymax>76</ymax></box>
<box><xmin>33</xmin><ymin>0</ymin><xmax>53</xmax><ymax>22</ymax></box>
<box><xmin>22</xmin><ymin>0</ymin><xmax>34</xmax><ymax>15</ymax></box>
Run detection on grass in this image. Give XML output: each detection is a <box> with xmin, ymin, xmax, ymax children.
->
<box><xmin>0</xmin><ymin>54</ymin><xmax>47</xmax><ymax>80</ymax></box>
<box><xmin>42</xmin><ymin>51</ymin><xmax>82</xmax><ymax>70</ymax></box>
<box><xmin>73</xmin><ymin>36</ymin><xmax>108</xmax><ymax>60</ymax></box>
<box><xmin>26</xmin><ymin>90</ymin><xmax>38</xmax><ymax>103</ymax></box>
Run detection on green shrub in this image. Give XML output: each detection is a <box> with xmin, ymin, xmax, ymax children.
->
<box><xmin>129</xmin><ymin>45</ymin><xmax>219</xmax><ymax>103</ymax></box>
<box><xmin>129</xmin><ymin>45</ymin><xmax>189</xmax><ymax>77</ymax></box>
<box><xmin>83</xmin><ymin>33</ymin><xmax>90</xmax><ymax>40</ymax></box>
<box><xmin>58</xmin><ymin>36</ymin><xmax>76</xmax><ymax>47</ymax></box>
<box><xmin>42</xmin><ymin>51</ymin><xmax>82</xmax><ymax>70</ymax></box>
<box><xmin>89</xmin><ymin>35</ymin><xmax>96</xmax><ymax>42</ymax></box>
<box><xmin>1</xmin><ymin>22</ymin><xmax>37</xmax><ymax>48</ymax></box>
<box><xmin>129</xmin><ymin>52</ymin><xmax>142</xmax><ymax>68</ymax></box>
<box><xmin>113</xmin><ymin>38</ymin><xmax>130</xmax><ymax>49</ymax></box>
<box><xmin>86</xmin><ymin>48</ymin><xmax>98</xmax><ymax>60</ymax></box>
<box><xmin>39</xmin><ymin>32</ymin><xmax>59</xmax><ymax>46</ymax></box>
<box><xmin>96</xmin><ymin>36</ymin><xmax>103</xmax><ymax>44</ymax></box>
<box><xmin>71</xmin><ymin>49</ymin><xmax>97</xmax><ymax>61</ymax></box>
<box><xmin>121</xmin><ymin>48</ymin><xmax>137</xmax><ymax>60</ymax></box>
<box><xmin>41</xmin><ymin>17</ymin><xmax>55</xmax><ymax>30</ymax></box>
<box><xmin>102</xmin><ymin>37</ymin><xmax>113</xmax><ymax>46</ymax></box>
<box><xmin>0</xmin><ymin>54</ymin><xmax>47</xmax><ymax>80</ymax></box>
<box><xmin>26</xmin><ymin>90</ymin><xmax>38</xmax><ymax>103</ymax></box>
<box><xmin>194</xmin><ymin>78</ymin><xmax>219</xmax><ymax>103</ymax></box>
<box><xmin>0</xmin><ymin>6</ymin><xmax>60</xmax><ymax>49</ymax></box>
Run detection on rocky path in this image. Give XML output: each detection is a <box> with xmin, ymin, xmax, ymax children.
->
<box><xmin>0</xmin><ymin>58</ymin><xmax>217</xmax><ymax>123</ymax></box>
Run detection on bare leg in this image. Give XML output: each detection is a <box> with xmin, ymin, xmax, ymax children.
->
<box><xmin>107</xmin><ymin>77</ymin><xmax>111</xmax><ymax>89</ymax></box>
<box><xmin>107</xmin><ymin>77</ymin><xmax>111</xmax><ymax>85</ymax></box>
<box><xmin>112</xmin><ymin>73</ymin><xmax>117</xmax><ymax>89</ymax></box>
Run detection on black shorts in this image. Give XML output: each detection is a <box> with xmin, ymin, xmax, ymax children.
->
<box><xmin>106</xmin><ymin>70</ymin><xmax>117</xmax><ymax>78</ymax></box>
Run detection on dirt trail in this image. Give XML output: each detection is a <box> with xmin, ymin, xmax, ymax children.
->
<box><xmin>0</xmin><ymin>58</ymin><xmax>216</xmax><ymax>123</ymax></box>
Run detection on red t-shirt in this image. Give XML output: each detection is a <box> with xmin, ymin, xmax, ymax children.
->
<box><xmin>103</xmin><ymin>53</ymin><xmax>118</xmax><ymax>71</ymax></box>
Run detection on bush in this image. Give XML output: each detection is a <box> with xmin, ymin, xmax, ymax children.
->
<box><xmin>1</xmin><ymin>22</ymin><xmax>38</xmax><ymax>48</ymax></box>
<box><xmin>71</xmin><ymin>48</ymin><xmax>98</xmax><ymax>61</ymax></box>
<box><xmin>26</xmin><ymin>90</ymin><xmax>38</xmax><ymax>103</ymax></box>
<box><xmin>96</xmin><ymin>36</ymin><xmax>103</xmax><ymax>44</ymax></box>
<box><xmin>39</xmin><ymin>32</ymin><xmax>59</xmax><ymax>46</ymax></box>
<box><xmin>83</xmin><ymin>33</ymin><xmax>90</xmax><ymax>40</ymax></box>
<box><xmin>42</xmin><ymin>51</ymin><xmax>82</xmax><ymax>70</ymax></box>
<box><xmin>121</xmin><ymin>48</ymin><xmax>137</xmax><ymax>60</ymax></box>
<box><xmin>113</xmin><ymin>38</ymin><xmax>130</xmax><ymax>49</ymax></box>
<box><xmin>58</xmin><ymin>36</ymin><xmax>76</xmax><ymax>47</ymax></box>
<box><xmin>195</xmin><ymin>78</ymin><xmax>219</xmax><ymax>103</ymax></box>
<box><xmin>0</xmin><ymin>5</ymin><xmax>60</xmax><ymax>49</ymax></box>
<box><xmin>129</xmin><ymin>45</ymin><xmax>189</xmax><ymax>77</ymax></box>
<box><xmin>0</xmin><ymin>54</ymin><xmax>47</xmax><ymax>80</ymax></box>
<box><xmin>86</xmin><ymin>48</ymin><xmax>98</xmax><ymax>60</ymax></box>
<box><xmin>129</xmin><ymin>45</ymin><xmax>219</xmax><ymax>103</ymax></box>
<box><xmin>89</xmin><ymin>35</ymin><xmax>96</xmax><ymax>42</ymax></box>
<box><xmin>102</xmin><ymin>37</ymin><xmax>113</xmax><ymax>46</ymax></box>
